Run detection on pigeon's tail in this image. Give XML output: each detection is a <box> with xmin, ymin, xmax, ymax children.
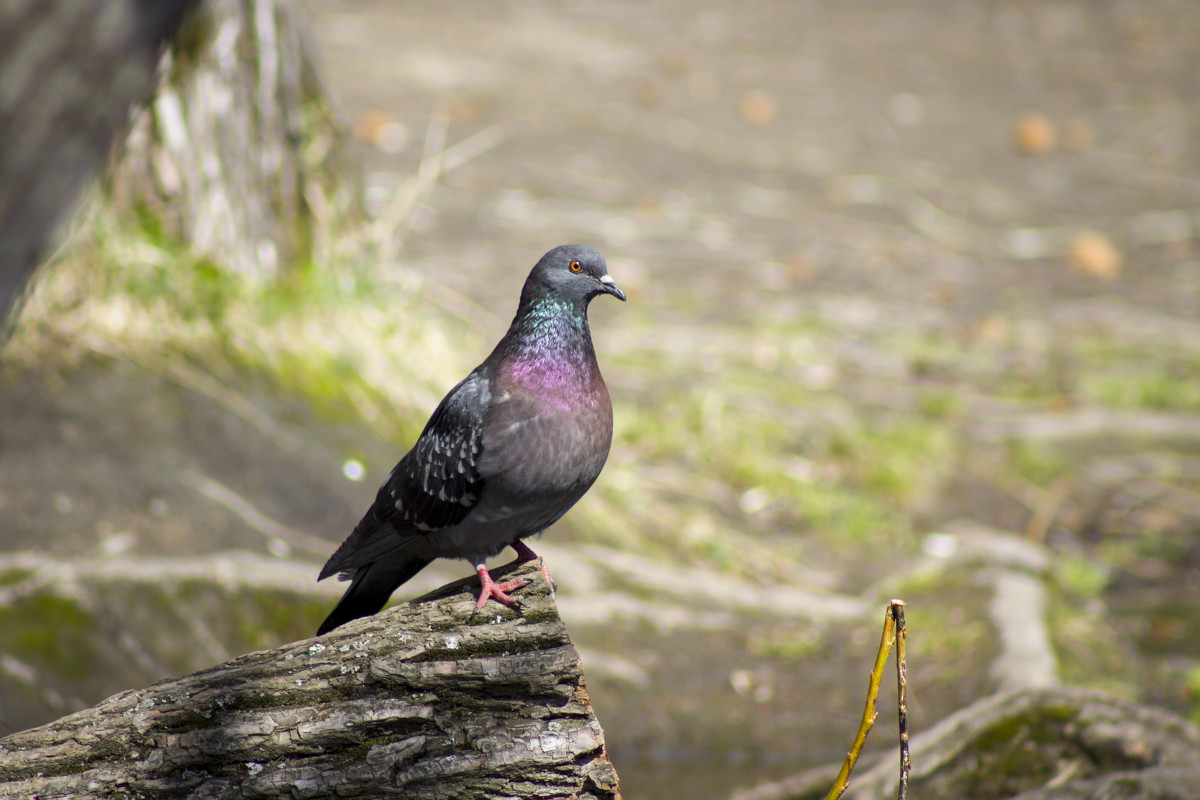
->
<box><xmin>316</xmin><ymin>556</ymin><xmax>432</xmax><ymax>636</ymax></box>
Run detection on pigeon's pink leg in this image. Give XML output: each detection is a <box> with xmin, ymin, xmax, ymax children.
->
<box><xmin>510</xmin><ymin>539</ymin><xmax>555</xmax><ymax>592</ymax></box>
<box><xmin>474</xmin><ymin>565</ymin><xmax>527</xmax><ymax>609</ymax></box>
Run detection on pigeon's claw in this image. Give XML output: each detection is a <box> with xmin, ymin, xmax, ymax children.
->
<box><xmin>474</xmin><ymin>565</ymin><xmax>527</xmax><ymax>609</ymax></box>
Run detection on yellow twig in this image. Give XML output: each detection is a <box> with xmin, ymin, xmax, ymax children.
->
<box><xmin>825</xmin><ymin>599</ymin><xmax>902</xmax><ymax>800</ymax></box>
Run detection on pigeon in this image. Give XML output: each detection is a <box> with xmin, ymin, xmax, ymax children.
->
<box><xmin>316</xmin><ymin>244</ymin><xmax>625</xmax><ymax>635</ymax></box>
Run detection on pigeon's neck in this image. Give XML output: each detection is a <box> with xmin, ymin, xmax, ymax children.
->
<box><xmin>500</xmin><ymin>296</ymin><xmax>601</xmax><ymax>403</ymax></box>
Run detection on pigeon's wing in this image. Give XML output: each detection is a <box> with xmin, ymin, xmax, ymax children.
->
<box><xmin>383</xmin><ymin>370</ymin><xmax>490</xmax><ymax>531</ymax></box>
<box><xmin>318</xmin><ymin>369</ymin><xmax>490</xmax><ymax>578</ymax></box>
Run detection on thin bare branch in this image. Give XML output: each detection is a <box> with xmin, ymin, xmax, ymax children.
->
<box><xmin>826</xmin><ymin>600</ymin><xmax>900</xmax><ymax>800</ymax></box>
<box><xmin>892</xmin><ymin>601</ymin><xmax>910</xmax><ymax>800</ymax></box>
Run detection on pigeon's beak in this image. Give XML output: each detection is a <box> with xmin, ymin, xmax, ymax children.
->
<box><xmin>598</xmin><ymin>274</ymin><xmax>627</xmax><ymax>302</ymax></box>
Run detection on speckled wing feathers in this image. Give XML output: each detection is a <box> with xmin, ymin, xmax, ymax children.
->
<box><xmin>388</xmin><ymin>372</ymin><xmax>489</xmax><ymax>531</ymax></box>
<box><xmin>317</xmin><ymin>371</ymin><xmax>490</xmax><ymax>579</ymax></box>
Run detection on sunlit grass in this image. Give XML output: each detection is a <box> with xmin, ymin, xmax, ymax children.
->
<box><xmin>1081</xmin><ymin>362</ymin><xmax>1200</xmax><ymax>413</ymax></box>
<box><xmin>11</xmin><ymin>201</ymin><xmax>472</xmax><ymax>452</ymax></box>
<box><xmin>1052</xmin><ymin>554</ymin><xmax>1110</xmax><ymax>599</ymax></box>
<box><xmin>1004</xmin><ymin>439</ymin><xmax>1073</xmax><ymax>486</ymax></box>
<box><xmin>1187</xmin><ymin>667</ymin><xmax>1200</xmax><ymax>725</ymax></box>
<box><xmin>583</xmin><ymin>321</ymin><xmax>961</xmax><ymax>575</ymax></box>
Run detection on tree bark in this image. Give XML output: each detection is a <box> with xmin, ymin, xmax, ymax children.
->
<box><xmin>0</xmin><ymin>563</ymin><xmax>622</xmax><ymax>800</ymax></box>
<box><xmin>110</xmin><ymin>0</ymin><xmax>358</xmax><ymax>281</ymax></box>
<box><xmin>0</xmin><ymin>0</ymin><xmax>358</xmax><ymax>333</ymax></box>
<box><xmin>0</xmin><ymin>0</ymin><xmax>196</xmax><ymax>329</ymax></box>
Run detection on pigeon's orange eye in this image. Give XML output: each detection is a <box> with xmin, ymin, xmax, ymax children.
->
<box><xmin>569</xmin><ymin>261</ymin><xmax>582</xmax><ymax>272</ymax></box>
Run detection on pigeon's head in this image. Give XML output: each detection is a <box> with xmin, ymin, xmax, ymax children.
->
<box><xmin>525</xmin><ymin>244</ymin><xmax>627</xmax><ymax>306</ymax></box>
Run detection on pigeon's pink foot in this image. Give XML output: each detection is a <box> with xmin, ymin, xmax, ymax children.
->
<box><xmin>475</xmin><ymin>565</ymin><xmax>527</xmax><ymax>609</ymax></box>
<box><xmin>509</xmin><ymin>540</ymin><xmax>555</xmax><ymax>593</ymax></box>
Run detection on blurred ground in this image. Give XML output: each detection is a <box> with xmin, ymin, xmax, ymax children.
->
<box><xmin>295</xmin><ymin>2</ymin><xmax>1200</xmax><ymax>793</ymax></box>
<box><xmin>3</xmin><ymin>1</ymin><xmax>1200</xmax><ymax>799</ymax></box>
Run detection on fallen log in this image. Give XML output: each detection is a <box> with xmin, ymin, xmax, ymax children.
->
<box><xmin>0</xmin><ymin>563</ymin><xmax>621</xmax><ymax>799</ymax></box>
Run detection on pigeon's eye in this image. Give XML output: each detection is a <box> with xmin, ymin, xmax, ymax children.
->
<box><xmin>569</xmin><ymin>261</ymin><xmax>582</xmax><ymax>272</ymax></box>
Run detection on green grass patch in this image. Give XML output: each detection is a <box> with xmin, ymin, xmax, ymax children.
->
<box><xmin>1053</xmin><ymin>555</ymin><xmax>1110</xmax><ymax>599</ymax></box>
<box><xmin>0</xmin><ymin>567</ymin><xmax>35</xmax><ymax>587</ymax></box>
<box><xmin>0</xmin><ymin>593</ymin><xmax>99</xmax><ymax>682</ymax></box>
<box><xmin>1005</xmin><ymin>439</ymin><xmax>1072</xmax><ymax>486</ymax></box>
<box><xmin>1186</xmin><ymin>666</ymin><xmax>1200</xmax><ymax>725</ymax></box>
<box><xmin>747</xmin><ymin>621</ymin><xmax>827</xmax><ymax>661</ymax></box>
